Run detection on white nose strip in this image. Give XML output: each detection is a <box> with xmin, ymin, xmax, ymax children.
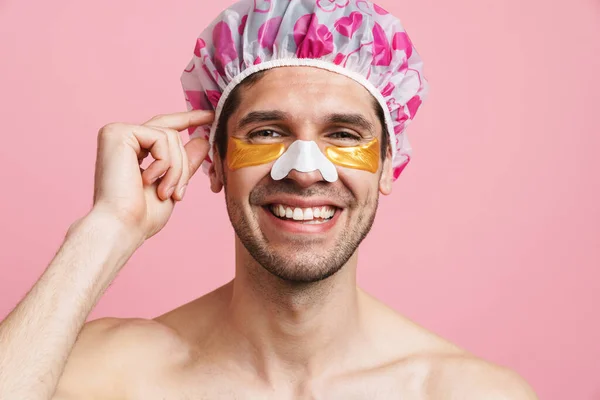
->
<box><xmin>270</xmin><ymin>140</ymin><xmax>338</xmax><ymax>182</ymax></box>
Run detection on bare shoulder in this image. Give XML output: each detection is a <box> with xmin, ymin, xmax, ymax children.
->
<box><xmin>357</xmin><ymin>291</ymin><xmax>537</xmax><ymax>399</ymax></box>
<box><xmin>54</xmin><ymin>317</ymin><xmax>192</xmax><ymax>400</ymax></box>
<box><xmin>329</xmin><ymin>353</ymin><xmax>536</xmax><ymax>399</ymax></box>
<box><xmin>421</xmin><ymin>354</ymin><xmax>538</xmax><ymax>399</ymax></box>
<box><xmin>73</xmin><ymin>316</ymin><xmax>191</xmax><ymax>363</ymax></box>
<box><xmin>342</xmin><ymin>354</ymin><xmax>538</xmax><ymax>400</ymax></box>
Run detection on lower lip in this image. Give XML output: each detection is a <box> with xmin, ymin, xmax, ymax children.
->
<box><xmin>262</xmin><ymin>207</ymin><xmax>341</xmax><ymax>234</ymax></box>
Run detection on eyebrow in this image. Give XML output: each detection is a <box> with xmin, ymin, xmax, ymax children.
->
<box><xmin>236</xmin><ymin>110</ymin><xmax>291</xmax><ymax>131</ymax></box>
<box><xmin>324</xmin><ymin>113</ymin><xmax>374</xmax><ymax>133</ymax></box>
<box><xmin>236</xmin><ymin>110</ymin><xmax>374</xmax><ymax>133</ymax></box>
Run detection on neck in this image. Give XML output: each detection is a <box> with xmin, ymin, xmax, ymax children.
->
<box><xmin>224</xmin><ymin>238</ymin><xmax>362</xmax><ymax>383</ymax></box>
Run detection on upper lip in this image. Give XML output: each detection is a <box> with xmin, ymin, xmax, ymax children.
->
<box><xmin>261</xmin><ymin>196</ymin><xmax>345</xmax><ymax>209</ymax></box>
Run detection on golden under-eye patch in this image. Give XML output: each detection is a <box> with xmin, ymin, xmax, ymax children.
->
<box><xmin>325</xmin><ymin>138</ymin><xmax>380</xmax><ymax>173</ymax></box>
<box><xmin>227</xmin><ymin>137</ymin><xmax>285</xmax><ymax>170</ymax></box>
<box><xmin>227</xmin><ymin>136</ymin><xmax>380</xmax><ymax>174</ymax></box>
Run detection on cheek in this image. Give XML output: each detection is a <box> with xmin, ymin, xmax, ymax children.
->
<box><xmin>225</xmin><ymin>164</ymin><xmax>273</xmax><ymax>199</ymax></box>
<box><xmin>336</xmin><ymin>168</ymin><xmax>380</xmax><ymax>201</ymax></box>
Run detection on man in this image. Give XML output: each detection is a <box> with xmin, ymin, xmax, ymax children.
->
<box><xmin>0</xmin><ymin>0</ymin><xmax>537</xmax><ymax>399</ymax></box>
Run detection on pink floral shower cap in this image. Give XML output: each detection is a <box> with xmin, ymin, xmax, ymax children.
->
<box><xmin>180</xmin><ymin>0</ymin><xmax>428</xmax><ymax>180</ymax></box>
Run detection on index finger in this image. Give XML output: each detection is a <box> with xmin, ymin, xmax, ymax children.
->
<box><xmin>142</xmin><ymin>110</ymin><xmax>215</xmax><ymax>131</ymax></box>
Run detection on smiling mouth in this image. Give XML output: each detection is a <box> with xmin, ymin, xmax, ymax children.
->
<box><xmin>267</xmin><ymin>204</ymin><xmax>338</xmax><ymax>225</ymax></box>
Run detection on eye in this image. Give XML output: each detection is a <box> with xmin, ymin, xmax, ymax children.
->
<box><xmin>247</xmin><ymin>130</ymin><xmax>283</xmax><ymax>140</ymax></box>
<box><xmin>328</xmin><ymin>132</ymin><xmax>362</xmax><ymax>142</ymax></box>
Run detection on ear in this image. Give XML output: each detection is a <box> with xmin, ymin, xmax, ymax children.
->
<box><xmin>379</xmin><ymin>144</ymin><xmax>393</xmax><ymax>195</ymax></box>
<box><xmin>209</xmin><ymin>149</ymin><xmax>224</xmax><ymax>193</ymax></box>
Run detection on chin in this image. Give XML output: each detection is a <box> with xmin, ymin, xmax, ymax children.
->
<box><xmin>243</xmin><ymin>238</ymin><xmax>354</xmax><ymax>283</ymax></box>
<box><xmin>261</xmin><ymin>257</ymin><xmax>345</xmax><ymax>283</ymax></box>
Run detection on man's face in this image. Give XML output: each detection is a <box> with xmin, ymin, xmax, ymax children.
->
<box><xmin>210</xmin><ymin>67</ymin><xmax>394</xmax><ymax>282</ymax></box>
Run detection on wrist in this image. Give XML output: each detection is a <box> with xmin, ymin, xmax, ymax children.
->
<box><xmin>69</xmin><ymin>208</ymin><xmax>146</xmax><ymax>255</ymax></box>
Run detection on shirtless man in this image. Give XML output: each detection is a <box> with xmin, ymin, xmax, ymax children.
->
<box><xmin>0</xmin><ymin>1</ymin><xmax>538</xmax><ymax>399</ymax></box>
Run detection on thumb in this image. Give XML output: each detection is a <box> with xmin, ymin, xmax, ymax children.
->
<box><xmin>184</xmin><ymin>137</ymin><xmax>210</xmax><ymax>178</ymax></box>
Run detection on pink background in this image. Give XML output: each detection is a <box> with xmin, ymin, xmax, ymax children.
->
<box><xmin>1</xmin><ymin>0</ymin><xmax>599</xmax><ymax>398</ymax></box>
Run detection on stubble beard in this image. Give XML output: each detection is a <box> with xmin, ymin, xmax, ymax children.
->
<box><xmin>224</xmin><ymin>179</ymin><xmax>379</xmax><ymax>283</ymax></box>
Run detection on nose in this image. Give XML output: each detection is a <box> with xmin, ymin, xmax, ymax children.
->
<box><xmin>270</xmin><ymin>138</ymin><xmax>338</xmax><ymax>185</ymax></box>
<box><xmin>283</xmin><ymin>169</ymin><xmax>328</xmax><ymax>188</ymax></box>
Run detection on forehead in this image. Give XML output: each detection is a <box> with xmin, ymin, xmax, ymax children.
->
<box><xmin>232</xmin><ymin>67</ymin><xmax>378</xmax><ymax>124</ymax></box>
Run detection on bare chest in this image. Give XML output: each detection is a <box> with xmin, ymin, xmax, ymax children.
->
<box><xmin>122</xmin><ymin>365</ymin><xmax>428</xmax><ymax>400</ymax></box>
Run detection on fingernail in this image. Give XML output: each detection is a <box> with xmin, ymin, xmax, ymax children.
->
<box><xmin>178</xmin><ymin>185</ymin><xmax>187</xmax><ymax>198</ymax></box>
<box><xmin>166</xmin><ymin>186</ymin><xmax>175</xmax><ymax>198</ymax></box>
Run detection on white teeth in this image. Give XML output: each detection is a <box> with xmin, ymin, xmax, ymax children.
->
<box><xmin>270</xmin><ymin>204</ymin><xmax>337</xmax><ymax>221</ymax></box>
<box><xmin>303</xmin><ymin>208</ymin><xmax>313</xmax><ymax>220</ymax></box>
<box><xmin>292</xmin><ymin>208</ymin><xmax>303</xmax><ymax>220</ymax></box>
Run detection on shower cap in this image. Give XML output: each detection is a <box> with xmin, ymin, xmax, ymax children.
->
<box><xmin>180</xmin><ymin>0</ymin><xmax>428</xmax><ymax>180</ymax></box>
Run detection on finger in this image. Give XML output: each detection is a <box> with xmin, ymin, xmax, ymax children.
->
<box><xmin>126</xmin><ymin>125</ymin><xmax>172</xmax><ymax>185</ymax></box>
<box><xmin>142</xmin><ymin>158</ymin><xmax>169</xmax><ymax>185</ymax></box>
<box><xmin>99</xmin><ymin>123</ymin><xmax>169</xmax><ymax>161</ymax></box>
<box><xmin>126</xmin><ymin>124</ymin><xmax>171</xmax><ymax>161</ymax></box>
<box><xmin>99</xmin><ymin>123</ymin><xmax>171</xmax><ymax>185</ymax></box>
<box><xmin>142</xmin><ymin>110</ymin><xmax>215</xmax><ymax>132</ymax></box>
<box><xmin>184</xmin><ymin>137</ymin><xmax>210</xmax><ymax>178</ymax></box>
<box><xmin>171</xmin><ymin>132</ymin><xmax>190</xmax><ymax>201</ymax></box>
<box><xmin>145</xmin><ymin>125</ymin><xmax>190</xmax><ymax>199</ymax></box>
<box><xmin>154</xmin><ymin>129</ymin><xmax>184</xmax><ymax>201</ymax></box>
<box><xmin>147</xmin><ymin>126</ymin><xmax>189</xmax><ymax>201</ymax></box>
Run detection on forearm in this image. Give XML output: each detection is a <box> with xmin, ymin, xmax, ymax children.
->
<box><xmin>0</xmin><ymin>210</ymin><xmax>144</xmax><ymax>400</ymax></box>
